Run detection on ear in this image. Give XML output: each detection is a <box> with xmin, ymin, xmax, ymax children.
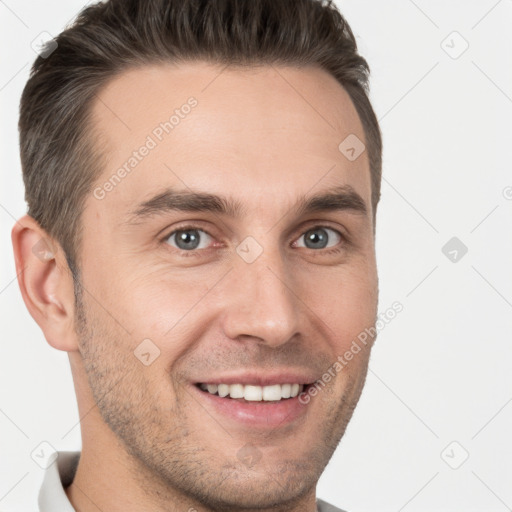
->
<box><xmin>11</xmin><ymin>214</ymin><xmax>79</xmax><ymax>352</ymax></box>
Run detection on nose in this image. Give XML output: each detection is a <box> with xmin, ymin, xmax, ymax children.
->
<box><xmin>220</xmin><ymin>247</ymin><xmax>302</xmax><ymax>348</ymax></box>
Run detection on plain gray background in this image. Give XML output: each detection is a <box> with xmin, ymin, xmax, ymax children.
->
<box><xmin>1</xmin><ymin>1</ymin><xmax>511</xmax><ymax>510</ymax></box>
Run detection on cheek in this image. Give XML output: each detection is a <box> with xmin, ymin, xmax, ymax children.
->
<box><xmin>298</xmin><ymin>265</ymin><xmax>378</xmax><ymax>346</ymax></box>
<box><xmin>114</xmin><ymin>270</ymin><xmax>214</xmax><ymax>350</ymax></box>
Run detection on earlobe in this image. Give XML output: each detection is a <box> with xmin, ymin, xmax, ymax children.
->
<box><xmin>11</xmin><ymin>214</ymin><xmax>79</xmax><ymax>352</ymax></box>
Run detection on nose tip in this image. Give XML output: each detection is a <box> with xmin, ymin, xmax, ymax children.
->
<box><xmin>221</xmin><ymin>261</ymin><xmax>301</xmax><ymax>348</ymax></box>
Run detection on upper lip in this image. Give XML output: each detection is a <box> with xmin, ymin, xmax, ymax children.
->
<box><xmin>194</xmin><ymin>370</ymin><xmax>319</xmax><ymax>387</ymax></box>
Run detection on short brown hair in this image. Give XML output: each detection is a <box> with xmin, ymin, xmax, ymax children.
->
<box><xmin>19</xmin><ymin>0</ymin><xmax>382</xmax><ymax>276</ymax></box>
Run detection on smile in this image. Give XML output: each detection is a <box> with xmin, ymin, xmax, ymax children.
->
<box><xmin>197</xmin><ymin>382</ymin><xmax>306</xmax><ymax>402</ymax></box>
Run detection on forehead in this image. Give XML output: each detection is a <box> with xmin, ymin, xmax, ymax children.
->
<box><xmin>88</xmin><ymin>62</ymin><xmax>370</xmax><ymax>220</ymax></box>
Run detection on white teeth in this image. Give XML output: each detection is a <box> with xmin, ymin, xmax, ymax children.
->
<box><xmin>199</xmin><ymin>383</ymin><xmax>306</xmax><ymax>401</ymax></box>
<box><xmin>229</xmin><ymin>383</ymin><xmax>245</xmax><ymax>398</ymax></box>
<box><xmin>217</xmin><ymin>384</ymin><xmax>230</xmax><ymax>397</ymax></box>
<box><xmin>244</xmin><ymin>385</ymin><xmax>262</xmax><ymax>401</ymax></box>
<box><xmin>262</xmin><ymin>384</ymin><xmax>282</xmax><ymax>401</ymax></box>
<box><xmin>281</xmin><ymin>383</ymin><xmax>291</xmax><ymax>399</ymax></box>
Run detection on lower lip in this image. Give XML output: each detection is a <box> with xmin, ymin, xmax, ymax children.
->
<box><xmin>190</xmin><ymin>384</ymin><xmax>312</xmax><ymax>429</ymax></box>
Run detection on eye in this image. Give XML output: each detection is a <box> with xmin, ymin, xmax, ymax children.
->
<box><xmin>294</xmin><ymin>226</ymin><xmax>342</xmax><ymax>250</ymax></box>
<box><xmin>165</xmin><ymin>227</ymin><xmax>214</xmax><ymax>251</ymax></box>
<box><xmin>162</xmin><ymin>224</ymin><xmax>345</xmax><ymax>257</ymax></box>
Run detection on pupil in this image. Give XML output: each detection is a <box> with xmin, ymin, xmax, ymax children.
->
<box><xmin>305</xmin><ymin>228</ymin><xmax>328</xmax><ymax>249</ymax></box>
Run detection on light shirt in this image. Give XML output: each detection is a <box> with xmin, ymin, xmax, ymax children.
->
<box><xmin>38</xmin><ymin>451</ymin><xmax>347</xmax><ymax>512</ymax></box>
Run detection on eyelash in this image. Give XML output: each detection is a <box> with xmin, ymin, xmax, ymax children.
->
<box><xmin>160</xmin><ymin>224</ymin><xmax>347</xmax><ymax>258</ymax></box>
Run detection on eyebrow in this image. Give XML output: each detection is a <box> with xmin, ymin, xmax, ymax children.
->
<box><xmin>125</xmin><ymin>184</ymin><xmax>368</xmax><ymax>225</ymax></box>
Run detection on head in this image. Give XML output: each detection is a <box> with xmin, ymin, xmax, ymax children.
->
<box><xmin>13</xmin><ymin>0</ymin><xmax>382</xmax><ymax>510</ymax></box>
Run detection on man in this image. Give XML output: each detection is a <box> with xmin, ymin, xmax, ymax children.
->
<box><xmin>11</xmin><ymin>0</ymin><xmax>382</xmax><ymax>510</ymax></box>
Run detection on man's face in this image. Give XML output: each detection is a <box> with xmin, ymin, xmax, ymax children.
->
<box><xmin>73</xmin><ymin>62</ymin><xmax>378</xmax><ymax>509</ymax></box>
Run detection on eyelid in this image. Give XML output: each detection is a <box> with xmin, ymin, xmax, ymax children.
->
<box><xmin>161</xmin><ymin>224</ymin><xmax>218</xmax><ymax>248</ymax></box>
<box><xmin>292</xmin><ymin>225</ymin><xmax>343</xmax><ymax>249</ymax></box>
<box><xmin>290</xmin><ymin>218</ymin><xmax>348</xmax><ymax>242</ymax></box>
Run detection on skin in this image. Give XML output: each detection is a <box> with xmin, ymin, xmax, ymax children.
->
<box><xmin>12</xmin><ymin>62</ymin><xmax>379</xmax><ymax>512</ymax></box>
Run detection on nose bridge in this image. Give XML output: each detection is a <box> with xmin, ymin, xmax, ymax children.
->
<box><xmin>221</xmin><ymin>244</ymin><xmax>301</xmax><ymax>347</ymax></box>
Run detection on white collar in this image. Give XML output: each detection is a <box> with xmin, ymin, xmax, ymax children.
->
<box><xmin>38</xmin><ymin>450</ymin><xmax>80</xmax><ymax>512</ymax></box>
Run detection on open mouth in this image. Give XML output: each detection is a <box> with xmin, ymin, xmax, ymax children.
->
<box><xmin>192</xmin><ymin>380</ymin><xmax>316</xmax><ymax>428</ymax></box>
<box><xmin>195</xmin><ymin>382</ymin><xmax>314</xmax><ymax>403</ymax></box>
